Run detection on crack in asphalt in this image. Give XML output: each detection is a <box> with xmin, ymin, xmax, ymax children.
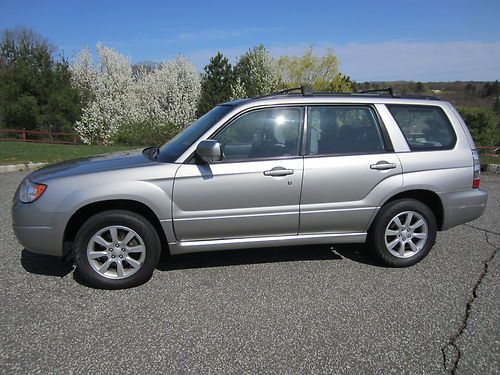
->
<box><xmin>441</xmin><ymin>227</ymin><xmax>499</xmax><ymax>374</ymax></box>
<box><xmin>463</xmin><ymin>223</ymin><xmax>500</xmax><ymax>236</ymax></box>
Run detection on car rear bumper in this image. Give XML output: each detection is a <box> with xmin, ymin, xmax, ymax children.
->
<box><xmin>439</xmin><ymin>188</ymin><xmax>488</xmax><ymax>230</ymax></box>
<box><xmin>11</xmin><ymin>200</ymin><xmax>67</xmax><ymax>257</ymax></box>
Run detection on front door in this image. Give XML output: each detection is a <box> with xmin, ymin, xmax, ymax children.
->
<box><xmin>172</xmin><ymin>106</ymin><xmax>305</xmax><ymax>241</ymax></box>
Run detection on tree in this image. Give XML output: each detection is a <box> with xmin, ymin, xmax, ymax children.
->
<box><xmin>482</xmin><ymin>80</ymin><xmax>499</xmax><ymax>98</ymax></box>
<box><xmin>197</xmin><ymin>52</ymin><xmax>234</xmax><ymax>116</ymax></box>
<box><xmin>71</xmin><ymin>44</ymin><xmax>200</xmax><ymax>145</ymax></box>
<box><xmin>136</xmin><ymin>55</ymin><xmax>200</xmax><ymax>132</ymax></box>
<box><xmin>458</xmin><ymin>107</ymin><xmax>498</xmax><ymax>146</ymax></box>
<box><xmin>278</xmin><ymin>46</ymin><xmax>354</xmax><ymax>92</ymax></box>
<box><xmin>464</xmin><ymin>82</ymin><xmax>476</xmax><ymax>99</ymax></box>
<box><xmin>0</xmin><ymin>26</ymin><xmax>80</xmax><ymax>131</ymax></box>
<box><xmin>414</xmin><ymin>81</ymin><xmax>425</xmax><ymax>93</ymax></box>
<box><xmin>231</xmin><ymin>44</ymin><xmax>280</xmax><ymax>99</ymax></box>
<box><xmin>132</xmin><ymin>61</ymin><xmax>160</xmax><ymax>76</ymax></box>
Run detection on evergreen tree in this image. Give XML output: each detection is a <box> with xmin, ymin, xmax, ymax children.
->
<box><xmin>415</xmin><ymin>81</ymin><xmax>425</xmax><ymax>93</ymax></box>
<box><xmin>481</xmin><ymin>80</ymin><xmax>499</xmax><ymax>97</ymax></box>
<box><xmin>196</xmin><ymin>52</ymin><xmax>234</xmax><ymax>117</ymax></box>
<box><xmin>458</xmin><ymin>107</ymin><xmax>498</xmax><ymax>146</ymax></box>
<box><xmin>494</xmin><ymin>97</ymin><xmax>500</xmax><ymax>115</ymax></box>
<box><xmin>0</xmin><ymin>26</ymin><xmax>81</xmax><ymax>131</ymax></box>
<box><xmin>464</xmin><ymin>82</ymin><xmax>476</xmax><ymax>99</ymax></box>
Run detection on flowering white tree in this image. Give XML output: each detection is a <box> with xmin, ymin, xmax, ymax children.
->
<box><xmin>136</xmin><ymin>55</ymin><xmax>200</xmax><ymax>133</ymax></box>
<box><xmin>231</xmin><ymin>44</ymin><xmax>281</xmax><ymax>100</ymax></box>
<box><xmin>70</xmin><ymin>45</ymin><xmax>200</xmax><ymax>144</ymax></box>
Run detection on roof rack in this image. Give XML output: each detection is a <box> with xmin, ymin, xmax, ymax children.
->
<box><xmin>358</xmin><ymin>88</ymin><xmax>398</xmax><ymax>97</ymax></box>
<box><xmin>247</xmin><ymin>86</ymin><xmax>440</xmax><ymax>102</ymax></box>
<box><xmin>253</xmin><ymin>85</ymin><xmax>314</xmax><ymax>99</ymax></box>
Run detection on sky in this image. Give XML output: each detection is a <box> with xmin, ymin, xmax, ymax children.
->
<box><xmin>1</xmin><ymin>0</ymin><xmax>499</xmax><ymax>82</ymax></box>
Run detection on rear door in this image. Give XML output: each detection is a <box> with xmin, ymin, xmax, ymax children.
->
<box><xmin>300</xmin><ymin>105</ymin><xmax>403</xmax><ymax>234</ymax></box>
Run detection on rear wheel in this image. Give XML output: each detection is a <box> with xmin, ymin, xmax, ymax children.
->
<box><xmin>74</xmin><ymin>210</ymin><xmax>161</xmax><ymax>289</ymax></box>
<box><xmin>369</xmin><ymin>199</ymin><xmax>437</xmax><ymax>267</ymax></box>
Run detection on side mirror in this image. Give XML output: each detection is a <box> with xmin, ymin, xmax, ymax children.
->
<box><xmin>196</xmin><ymin>140</ymin><xmax>222</xmax><ymax>163</ymax></box>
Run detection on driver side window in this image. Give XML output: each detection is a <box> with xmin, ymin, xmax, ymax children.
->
<box><xmin>214</xmin><ymin>107</ymin><xmax>303</xmax><ymax>160</ymax></box>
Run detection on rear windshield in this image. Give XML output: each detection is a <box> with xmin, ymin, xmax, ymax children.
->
<box><xmin>387</xmin><ymin>105</ymin><xmax>456</xmax><ymax>151</ymax></box>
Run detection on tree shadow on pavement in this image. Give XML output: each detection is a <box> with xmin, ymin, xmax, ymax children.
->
<box><xmin>21</xmin><ymin>249</ymin><xmax>74</xmax><ymax>277</ymax></box>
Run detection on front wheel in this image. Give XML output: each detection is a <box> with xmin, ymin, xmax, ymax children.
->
<box><xmin>369</xmin><ymin>199</ymin><xmax>437</xmax><ymax>267</ymax></box>
<box><xmin>74</xmin><ymin>210</ymin><xmax>161</xmax><ymax>289</ymax></box>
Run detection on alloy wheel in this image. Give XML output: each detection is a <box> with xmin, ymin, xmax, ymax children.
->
<box><xmin>86</xmin><ymin>225</ymin><xmax>146</xmax><ymax>279</ymax></box>
<box><xmin>384</xmin><ymin>211</ymin><xmax>428</xmax><ymax>258</ymax></box>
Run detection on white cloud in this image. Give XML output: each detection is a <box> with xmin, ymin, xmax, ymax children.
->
<box><xmin>333</xmin><ymin>41</ymin><xmax>500</xmax><ymax>81</ymax></box>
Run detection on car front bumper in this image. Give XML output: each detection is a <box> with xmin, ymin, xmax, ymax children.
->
<box><xmin>11</xmin><ymin>199</ymin><xmax>68</xmax><ymax>257</ymax></box>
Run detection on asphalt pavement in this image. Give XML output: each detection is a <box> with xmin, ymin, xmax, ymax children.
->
<box><xmin>0</xmin><ymin>171</ymin><xmax>498</xmax><ymax>375</ymax></box>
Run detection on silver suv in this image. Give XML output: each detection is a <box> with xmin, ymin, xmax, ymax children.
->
<box><xmin>12</xmin><ymin>87</ymin><xmax>488</xmax><ymax>289</ymax></box>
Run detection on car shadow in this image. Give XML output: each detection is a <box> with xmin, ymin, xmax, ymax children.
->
<box><xmin>21</xmin><ymin>249</ymin><xmax>74</xmax><ymax>278</ymax></box>
<box><xmin>157</xmin><ymin>243</ymin><xmax>383</xmax><ymax>271</ymax></box>
<box><xmin>20</xmin><ymin>242</ymin><xmax>384</xmax><ymax>282</ymax></box>
<box><xmin>332</xmin><ymin>243</ymin><xmax>384</xmax><ymax>267</ymax></box>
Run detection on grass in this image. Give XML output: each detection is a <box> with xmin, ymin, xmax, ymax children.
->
<box><xmin>0</xmin><ymin>141</ymin><xmax>137</xmax><ymax>165</ymax></box>
<box><xmin>480</xmin><ymin>155</ymin><xmax>500</xmax><ymax>165</ymax></box>
<box><xmin>1</xmin><ymin>140</ymin><xmax>498</xmax><ymax>166</ymax></box>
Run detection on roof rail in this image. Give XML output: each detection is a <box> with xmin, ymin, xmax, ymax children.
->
<box><xmin>247</xmin><ymin>86</ymin><xmax>440</xmax><ymax>102</ymax></box>
<box><xmin>253</xmin><ymin>85</ymin><xmax>314</xmax><ymax>99</ymax></box>
<box><xmin>358</xmin><ymin>88</ymin><xmax>398</xmax><ymax>97</ymax></box>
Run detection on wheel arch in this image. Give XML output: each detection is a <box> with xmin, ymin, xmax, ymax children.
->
<box><xmin>63</xmin><ymin>199</ymin><xmax>169</xmax><ymax>256</ymax></box>
<box><xmin>372</xmin><ymin>189</ymin><xmax>444</xmax><ymax>231</ymax></box>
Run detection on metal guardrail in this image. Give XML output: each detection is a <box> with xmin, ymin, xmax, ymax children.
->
<box><xmin>0</xmin><ymin>129</ymin><xmax>79</xmax><ymax>144</ymax></box>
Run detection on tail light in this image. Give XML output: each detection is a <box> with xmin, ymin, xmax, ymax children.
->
<box><xmin>472</xmin><ymin>149</ymin><xmax>480</xmax><ymax>189</ymax></box>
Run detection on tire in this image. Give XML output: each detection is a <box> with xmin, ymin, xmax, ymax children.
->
<box><xmin>74</xmin><ymin>210</ymin><xmax>161</xmax><ymax>289</ymax></box>
<box><xmin>369</xmin><ymin>199</ymin><xmax>437</xmax><ymax>267</ymax></box>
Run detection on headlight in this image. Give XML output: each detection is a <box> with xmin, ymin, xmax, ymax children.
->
<box><xmin>19</xmin><ymin>179</ymin><xmax>47</xmax><ymax>203</ymax></box>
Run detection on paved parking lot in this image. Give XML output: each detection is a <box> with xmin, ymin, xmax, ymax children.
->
<box><xmin>0</xmin><ymin>171</ymin><xmax>498</xmax><ymax>374</ymax></box>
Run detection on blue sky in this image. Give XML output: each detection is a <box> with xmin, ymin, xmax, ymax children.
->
<box><xmin>1</xmin><ymin>0</ymin><xmax>499</xmax><ymax>81</ymax></box>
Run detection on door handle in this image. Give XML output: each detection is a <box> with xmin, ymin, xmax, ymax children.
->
<box><xmin>370</xmin><ymin>161</ymin><xmax>397</xmax><ymax>170</ymax></box>
<box><xmin>263</xmin><ymin>167</ymin><xmax>294</xmax><ymax>177</ymax></box>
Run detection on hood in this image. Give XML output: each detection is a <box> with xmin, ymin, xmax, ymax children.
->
<box><xmin>28</xmin><ymin>149</ymin><xmax>157</xmax><ymax>182</ymax></box>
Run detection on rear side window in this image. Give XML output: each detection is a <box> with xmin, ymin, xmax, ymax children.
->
<box><xmin>387</xmin><ymin>105</ymin><xmax>456</xmax><ymax>151</ymax></box>
<box><xmin>307</xmin><ymin>106</ymin><xmax>386</xmax><ymax>155</ymax></box>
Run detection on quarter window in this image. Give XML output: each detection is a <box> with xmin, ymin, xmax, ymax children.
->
<box><xmin>386</xmin><ymin>105</ymin><xmax>456</xmax><ymax>151</ymax></box>
<box><xmin>307</xmin><ymin>106</ymin><xmax>386</xmax><ymax>155</ymax></box>
<box><xmin>214</xmin><ymin>107</ymin><xmax>303</xmax><ymax>160</ymax></box>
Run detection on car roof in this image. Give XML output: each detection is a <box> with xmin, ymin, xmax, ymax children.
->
<box><xmin>221</xmin><ymin>93</ymin><xmax>445</xmax><ymax>108</ymax></box>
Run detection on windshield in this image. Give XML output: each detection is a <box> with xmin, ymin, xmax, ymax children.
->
<box><xmin>157</xmin><ymin>105</ymin><xmax>234</xmax><ymax>163</ymax></box>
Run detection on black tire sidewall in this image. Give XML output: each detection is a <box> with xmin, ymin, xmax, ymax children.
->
<box><xmin>370</xmin><ymin>199</ymin><xmax>437</xmax><ymax>267</ymax></box>
<box><xmin>74</xmin><ymin>210</ymin><xmax>161</xmax><ymax>289</ymax></box>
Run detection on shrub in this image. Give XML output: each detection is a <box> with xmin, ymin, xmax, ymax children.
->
<box><xmin>458</xmin><ymin>107</ymin><xmax>499</xmax><ymax>146</ymax></box>
<box><xmin>112</xmin><ymin>120</ymin><xmax>178</xmax><ymax>146</ymax></box>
